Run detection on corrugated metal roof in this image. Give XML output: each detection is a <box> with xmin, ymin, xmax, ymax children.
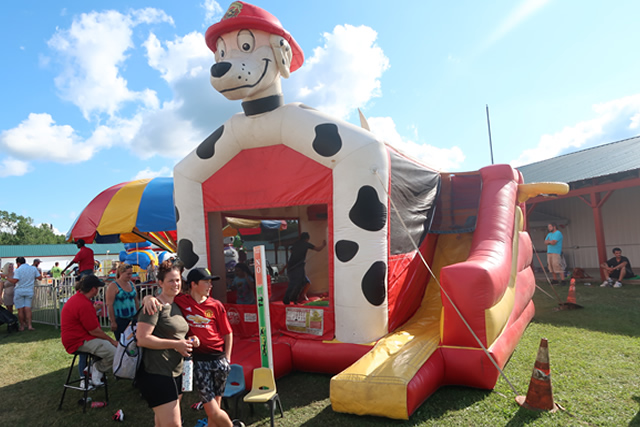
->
<box><xmin>0</xmin><ymin>243</ymin><xmax>125</xmax><ymax>258</ymax></box>
<box><xmin>517</xmin><ymin>135</ymin><xmax>640</xmax><ymax>184</ymax></box>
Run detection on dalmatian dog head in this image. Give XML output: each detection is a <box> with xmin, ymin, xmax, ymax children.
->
<box><xmin>205</xmin><ymin>2</ymin><xmax>304</xmax><ymax>102</ymax></box>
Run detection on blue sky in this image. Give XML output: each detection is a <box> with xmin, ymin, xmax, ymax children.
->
<box><xmin>2</xmin><ymin>0</ymin><xmax>640</xmax><ymax>236</ymax></box>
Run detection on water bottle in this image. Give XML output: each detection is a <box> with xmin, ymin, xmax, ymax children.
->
<box><xmin>182</xmin><ymin>357</ymin><xmax>193</xmax><ymax>392</ymax></box>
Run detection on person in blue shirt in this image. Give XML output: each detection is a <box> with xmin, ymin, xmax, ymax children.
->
<box><xmin>545</xmin><ymin>223</ymin><xmax>564</xmax><ymax>284</ymax></box>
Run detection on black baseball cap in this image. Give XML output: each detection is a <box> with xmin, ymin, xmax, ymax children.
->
<box><xmin>80</xmin><ymin>274</ymin><xmax>105</xmax><ymax>291</ymax></box>
<box><xmin>186</xmin><ymin>268</ymin><xmax>220</xmax><ymax>284</ymax></box>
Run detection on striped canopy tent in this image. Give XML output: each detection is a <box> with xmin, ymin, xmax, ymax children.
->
<box><xmin>66</xmin><ymin>178</ymin><xmax>177</xmax><ymax>252</ymax></box>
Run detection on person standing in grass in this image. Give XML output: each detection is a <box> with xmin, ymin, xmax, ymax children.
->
<box><xmin>136</xmin><ymin>261</ymin><xmax>193</xmax><ymax>427</ymax></box>
<box><xmin>143</xmin><ymin>267</ymin><xmax>243</xmax><ymax>427</ymax></box>
<box><xmin>7</xmin><ymin>257</ymin><xmax>41</xmax><ymax>331</ymax></box>
<box><xmin>0</xmin><ymin>262</ymin><xmax>16</xmax><ymax>315</ymax></box>
<box><xmin>600</xmin><ymin>247</ymin><xmax>635</xmax><ymax>288</ymax></box>
<box><xmin>50</xmin><ymin>262</ymin><xmax>63</xmax><ymax>285</ymax></box>
<box><xmin>544</xmin><ymin>223</ymin><xmax>565</xmax><ymax>285</ymax></box>
<box><xmin>105</xmin><ymin>263</ymin><xmax>139</xmax><ymax>341</ymax></box>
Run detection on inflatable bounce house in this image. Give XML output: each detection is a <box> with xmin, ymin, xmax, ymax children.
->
<box><xmin>119</xmin><ymin>241</ymin><xmax>173</xmax><ymax>273</ymax></box>
<box><xmin>173</xmin><ymin>2</ymin><xmax>567</xmax><ymax>420</ymax></box>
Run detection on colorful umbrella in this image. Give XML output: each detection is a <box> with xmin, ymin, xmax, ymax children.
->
<box><xmin>66</xmin><ymin>178</ymin><xmax>177</xmax><ymax>252</ymax></box>
<box><xmin>223</xmin><ymin>217</ymin><xmax>287</xmax><ymax>236</ymax></box>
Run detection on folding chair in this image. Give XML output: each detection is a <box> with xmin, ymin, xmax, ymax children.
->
<box><xmin>243</xmin><ymin>367</ymin><xmax>283</xmax><ymax>427</ymax></box>
<box><xmin>222</xmin><ymin>364</ymin><xmax>246</xmax><ymax>419</ymax></box>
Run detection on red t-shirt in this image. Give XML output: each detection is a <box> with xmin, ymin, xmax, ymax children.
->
<box><xmin>174</xmin><ymin>293</ymin><xmax>232</xmax><ymax>355</ymax></box>
<box><xmin>73</xmin><ymin>246</ymin><xmax>94</xmax><ymax>272</ymax></box>
<box><xmin>61</xmin><ymin>291</ymin><xmax>100</xmax><ymax>354</ymax></box>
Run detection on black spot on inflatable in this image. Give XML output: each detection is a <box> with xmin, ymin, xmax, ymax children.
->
<box><xmin>349</xmin><ymin>186</ymin><xmax>387</xmax><ymax>232</ymax></box>
<box><xmin>174</xmin><ymin>206</ymin><xmax>180</xmax><ymax>223</ymax></box>
<box><xmin>177</xmin><ymin>239</ymin><xmax>199</xmax><ymax>269</ymax></box>
<box><xmin>335</xmin><ymin>240</ymin><xmax>359</xmax><ymax>262</ymax></box>
<box><xmin>196</xmin><ymin>125</ymin><xmax>224</xmax><ymax>159</ymax></box>
<box><xmin>312</xmin><ymin>123</ymin><xmax>342</xmax><ymax>157</ymax></box>
<box><xmin>362</xmin><ymin>261</ymin><xmax>386</xmax><ymax>306</ymax></box>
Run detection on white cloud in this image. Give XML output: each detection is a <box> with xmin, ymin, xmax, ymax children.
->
<box><xmin>47</xmin><ymin>9</ymin><xmax>170</xmax><ymax>119</ymax></box>
<box><xmin>367</xmin><ymin>116</ymin><xmax>465</xmax><ymax>171</ymax></box>
<box><xmin>144</xmin><ymin>31</ymin><xmax>211</xmax><ymax>83</ymax></box>
<box><xmin>0</xmin><ymin>158</ymin><xmax>30</xmax><ymax>177</ymax></box>
<box><xmin>133</xmin><ymin>34</ymin><xmax>239</xmax><ymax>158</ymax></box>
<box><xmin>512</xmin><ymin>93</ymin><xmax>640</xmax><ymax>166</ymax></box>
<box><xmin>134</xmin><ymin>166</ymin><xmax>173</xmax><ymax>180</ymax></box>
<box><xmin>201</xmin><ymin>0</ymin><xmax>224</xmax><ymax>25</ymax></box>
<box><xmin>6</xmin><ymin>13</ymin><xmax>396</xmax><ymax>172</ymax></box>
<box><xmin>285</xmin><ymin>24</ymin><xmax>390</xmax><ymax>120</ymax></box>
<box><xmin>130</xmin><ymin>8</ymin><xmax>174</xmax><ymax>26</ymax></box>
<box><xmin>0</xmin><ymin>113</ymin><xmax>94</xmax><ymax>162</ymax></box>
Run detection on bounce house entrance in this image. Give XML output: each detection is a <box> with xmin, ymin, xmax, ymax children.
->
<box><xmin>216</xmin><ymin>208</ymin><xmax>330</xmax><ymax>307</ymax></box>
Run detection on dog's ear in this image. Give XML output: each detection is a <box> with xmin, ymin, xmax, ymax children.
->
<box><xmin>270</xmin><ymin>34</ymin><xmax>293</xmax><ymax>78</ymax></box>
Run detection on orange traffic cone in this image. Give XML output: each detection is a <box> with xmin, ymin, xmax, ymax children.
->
<box><xmin>516</xmin><ymin>338</ymin><xmax>560</xmax><ymax>412</ymax></box>
<box><xmin>557</xmin><ymin>278</ymin><xmax>583</xmax><ymax>310</ymax></box>
<box><xmin>566</xmin><ymin>278</ymin><xmax>577</xmax><ymax>304</ymax></box>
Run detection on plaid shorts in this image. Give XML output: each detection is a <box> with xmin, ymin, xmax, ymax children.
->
<box><xmin>194</xmin><ymin>358</ymin><xmax>231</xmax><ymax>403</ymax></box>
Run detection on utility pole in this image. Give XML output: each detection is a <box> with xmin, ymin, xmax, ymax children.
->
<box><xmin>486</xmin><ymin>104</ymin><xmax>495</xmax><ymax>164</ymax></box>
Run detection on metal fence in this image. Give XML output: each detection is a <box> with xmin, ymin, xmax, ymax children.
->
<box><xmin>32</xmin><ymin>277</ymin><xmax>159</xmax><ymax>329</ymax></box>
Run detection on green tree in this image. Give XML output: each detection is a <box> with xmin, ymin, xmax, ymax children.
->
<box><xmin>0</xmin><ymin>210</ymin><xmax>66</xmax><ymax>245</ymax></box>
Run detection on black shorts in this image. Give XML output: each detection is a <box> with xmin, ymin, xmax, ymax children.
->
<box><xmin>137</xmin><ymin>369</ymin><xmax>183</xmax><ymax>408</ymax></box>
<box><xmin>610</xmin><ymin>269</ymin><xmax>634</xmax><ymax>280</ymax></box>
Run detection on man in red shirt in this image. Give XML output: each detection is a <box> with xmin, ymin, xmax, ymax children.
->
<box><xmin>61</xmin><ymin>275</ymin><xmax>117</xmax><ymax>385</ymax></box>
<box><xmin>62</xmin><ymin>239</ymin><xmax>95</xmax><ymax>278</ymax></box>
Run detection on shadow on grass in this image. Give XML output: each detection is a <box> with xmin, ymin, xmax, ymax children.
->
<box><xmin>630</xmin><ymin>396</ymin><xmax>640</xmax><ymax>426</ymax></box>
<box><xmin>253</xmin><ymin>372</ymin><xmax>493</xmax><ymax>426</ymax></box>
<box><xmin>0</xmin><ymin>366</ymin><xmax>159</xmax><ymax>427</ymax></box>
<box><xmin>531</xmin><ymin>281</ymin><xmax>640</xmax><ymax>338</ymax></box>
<box><xmin>504</xmin><ymin>406</ymin><xmax>545</xmax><ymax>426</ymax></box>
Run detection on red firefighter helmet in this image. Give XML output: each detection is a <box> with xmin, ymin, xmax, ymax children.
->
<box><xmin>205</xmin><ymin>1</ymin><xmax>304</xmax><ymax>72</ymax></box>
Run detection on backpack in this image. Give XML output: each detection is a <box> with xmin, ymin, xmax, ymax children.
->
<box><xmin>112</xmin><ymin>314</ymin><xmax>143</xmax><ymax>380</ymax></box>
<box><xmin>0</xmin><ymin>305</ymin><xmax>19</xmax><ymax>333</ymax></box>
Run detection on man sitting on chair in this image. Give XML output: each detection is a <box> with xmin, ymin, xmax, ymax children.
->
<box><xmin>61</xmin><ymin>275</ymin><xmax>117</xmax><ymax>385</ymax></box>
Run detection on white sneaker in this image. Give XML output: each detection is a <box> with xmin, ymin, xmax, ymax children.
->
<box><xmin>79</xmin><ymin>378</ymin><xmax>94</xmax><ymax>390</ymax></box>
<box><xmin>600</xmin><ymin>280</ymin><xmax>612</xmax><ymax>287</ymax></box>
<box><xmin>90</xmin><ymin>365</ymin><xmax>104</xmax><ymax>386</ymax></box>
<box><xmin>613</xmin><ymin>281</ymin><xmax>622</xmax><ymax>288</ymax></box>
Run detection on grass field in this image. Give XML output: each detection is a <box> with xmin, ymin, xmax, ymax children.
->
<box><xmin>0</xmin><ymin>281</ymin><xmax>639</xmax><ymax>426</ymax></box>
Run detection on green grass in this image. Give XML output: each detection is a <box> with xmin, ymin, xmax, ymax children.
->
<box><xmin>1</xmin><ymin>282</ymin><xmax>639</xmax><ymax>426</ymax></box>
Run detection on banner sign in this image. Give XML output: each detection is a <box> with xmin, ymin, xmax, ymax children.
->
<box><xmin>285</xmin><ymin>307</ymin><xmax>324</xmax><ymax>336</ymax></box>
<box><xmin>253</xmin><ymin>245</ymin><xmax>273</xmax><ymax>369</ymax></box>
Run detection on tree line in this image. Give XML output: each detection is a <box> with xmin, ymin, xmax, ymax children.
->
<box><xmin>0</xmin><ymin>210</ymin><xmax>67</xmax><ymax>245</ymax></box>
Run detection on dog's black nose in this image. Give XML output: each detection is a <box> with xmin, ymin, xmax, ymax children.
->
<box><xmin>210</xmin><ymin>62</ymin><xmax>231</xmax><ymax>78</ymax></box>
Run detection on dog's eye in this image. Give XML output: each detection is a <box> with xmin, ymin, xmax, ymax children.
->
<box><xmin>216</xmin><ymin>38</ymin><xmax>226</xmax><ymax>61</ymax></box>
<box><xmin>237</xmin><ymin>30</ymin><xmax>255</xmax><ymax>53</ymax></box>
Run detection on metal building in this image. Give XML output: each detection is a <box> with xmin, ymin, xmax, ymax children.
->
<box><xmin>518</xmin><ymin>135</ymin><xmax>640</xmax><ymax>279</ymax></box>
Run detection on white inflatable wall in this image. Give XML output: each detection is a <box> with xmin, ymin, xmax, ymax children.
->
<box><xmin>174</xmin><ymin>103</ymin><xmax>390</xmax><ymax>344</ymax></box>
